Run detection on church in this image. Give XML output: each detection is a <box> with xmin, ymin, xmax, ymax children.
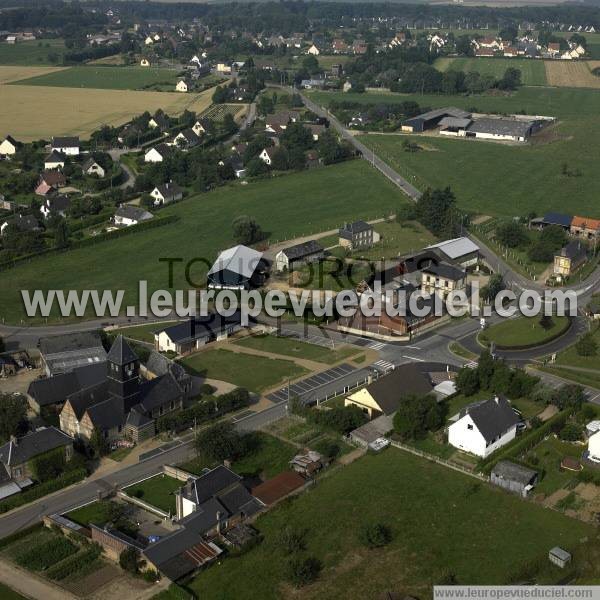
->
<box><xmin>59</xmin><ymin>336</ymin><xmax>191</xmax><ymax>443</ymax></box>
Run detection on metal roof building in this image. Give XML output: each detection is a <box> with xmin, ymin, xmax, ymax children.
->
<box><xmin>207</xmin><ymin>245</ymin><xmax>263</xmax><ymax>290</ymax></box>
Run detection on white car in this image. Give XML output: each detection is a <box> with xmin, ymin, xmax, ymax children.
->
<box><xmin>368</xmin><ymin>437</ymin><xmax>390</xmax><ymax>453</ymax></box>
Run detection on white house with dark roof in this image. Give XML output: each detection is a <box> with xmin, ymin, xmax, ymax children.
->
<box><xmin>0</xmin><ymin>135</ymin><xmax>20</xmax><ymax>157</ymax></box>
<box><xmin>150</xmin><ymin>182</ymin><xmax>183</xmax><ymax>205</ymax></box>
<box><xmin>114</xmin><ymin>204</ymin><xmax>153</xmax><ymax>227</ymax></box>
<box><xmin>82</xmin><ymin>158</ymin><xmax>105</xmax><ymax>178</ymax></box>
<box><xmin>448</xmin><ymin>395</ymin><xmax>520</xmax><ymax>458</ymax></box>
<box><xmin>275</xmin><ymin>239</ymin><xmax>324</xmax><ymax>272</ymax></box>
<box><xmin>44</xmin><ymin>150</ymin><xmax>66</xmax><ymax>170</ymax></box>
<box><xmin>173</xmin><ymin>128</ymin><xmax>200</xmax><ymax>149</ymax></box>
<box><xmin>144</xmin><ymin>143</ymin><xmax>171</xmax><ymax>163</ymax></box>
<box><xmin>338</xmin><ymin>221</ymin><xmax>379</xmax><ymax>250</ymax></box>
<box><xmin>51</xmin><ymin>136</ymin><xmax>80</xmax><ymax>156</ymax></box>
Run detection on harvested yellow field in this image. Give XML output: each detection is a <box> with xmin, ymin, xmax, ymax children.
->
<box><xmin>0</xmin><ymin>65</ymin><xmax>67</xmax><ymax>84</ymax></box>
<box><xmin>545</xmin><ymin>60</ymin><xmax>600</xmax><ymax>89</ymax></box>
<box><xmin>0</xmin><ymin>84</ymin><xmax>215</xmax><ymax>140</ymax></box>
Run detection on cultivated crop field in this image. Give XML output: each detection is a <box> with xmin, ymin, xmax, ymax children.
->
<box><xmin>0</xmin><ymin>161</ymin><xmax>405</xmax><ymax>323</ymax></box>
<box><xmin>0</xmin><ymin>65</ymin><xmax>66</xmax><ymax>84</ymax></box>
<box><xmin>435</xmin><ymin>56</ymin><xmax>547</xmax><ymax>86</ymax></box>
<box><xmin>200</xmin><ymin>103</ymin><xmax>246</xmax><ymax>121</ymax></box>
<box><xmin>0</xmin><ymin>39</ymin><xmax>66</xmax><ymax>65</ymax></box>
<box><xmin>308</xmin><ymin>87</ymin><xmax>600</xmax><ymax>217</ymax></box>
<box><xmin>10</xmin><ymin>65</ymin><xmax>181</xmax><ymax>90</ymax></box>
<box><xmin>545</xmin><ymin>60</ymin><xmax>600</xmax><ymax>88</ymax></box>
<box><xmin>0</xmin><ymin>83</ymin><xmax>214</xmax><ymax>141</ymax></box>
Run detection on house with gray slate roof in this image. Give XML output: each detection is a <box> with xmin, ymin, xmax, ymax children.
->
<box><xmin>275</xmin><ymin>239</ymin><xmax>324</xmax><ymax>272</ymax></box>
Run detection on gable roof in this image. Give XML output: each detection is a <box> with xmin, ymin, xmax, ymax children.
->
<box><xmin>459</xmin><ymin>396</ymin><xmax>520</xmax><ymax>442</ymax></box>
<box><xmin>0</xmin><ymin>427</ymin><xmax>72</xmax><ymax>467</ymax></box>
<box><xmin>426</xmin><ymin>237</ymin><xmax>479</xmax><ymax>260</ymax></box>
<box><xmin>84</xmin><ymin>396</ymin><xmax>124</xmax><ymax>431</ymax></box>
<box><xmin>559</xmin><ymin>240</ymin><xmax>587</xmax><ymax>261</ymax></box>
<box><xmin>543</xmin><ymin>212</ymin><xmax>573</xmax><ymax>228</ymax></box>
<box><xmin>138</xmin><ymin>373</ymin><xmax>182</xmax><ymax>413</ymax></box>
<box><xmin>421</xmin><ymin>262</ymin><xmax>465</xmax><ymax>281</ymax></box>
<box><xmin>160</xmin><ymin>313</ymin><xmax>242</xmax><ymax>345</ymax></box>
<box><xmin>491</xmin><ymin>460</ymin><xmax>537</xmax><ymax>485</ymax></box>
<box><xmin>362</xmin><ymin>363</ymin><xmax>433</xmax><ymax>415</ymax></box>
<box><xmin>115</xmin><ymin>204</ymin><xmax>153</xmax><ymax>222</ymax></box>
<box><xmin>339</xmin><ymin>220</ymin><xmax>372</xmax><ymax>236</ymax></box>
<box><xmin>107</xmin><ymin>335</ymin><xmax>138</xmax><ymax>366</ymax></box>
<box><xmin>572</xmin><ymin>215</ymin><xmax>600</xmax><ymax>231</ymax></box>
<box><xmin>208</xmin><ymin>245</ymin><xmax>263</xmax><ymax>280</ymax></box>
<box><xmin>82</xmin><ymin>158</ymin><xmax>102</xmax><ymax>172</ymax></box>
<box><xmin>280</xmin><ymin>239</ymin><xmax>324</xmax><ymax>260</ymax></box>
<box><xmin>45</xmin><ymin>150</ymin><xmax>65</xmax><ymax>164</ymax></box>
<box><xmin>154</xmin><ymin>182</ymin><xmax>183</xmax><ymax>199</ymax></box>
<box><xmin>51</xmin><ymin>136</ymin><xmax>79</xmax><ymax>148</ymax></box>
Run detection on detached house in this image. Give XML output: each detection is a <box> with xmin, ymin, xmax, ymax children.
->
<box><xmin>448</xmin><ymin>395</ymin><xmax>520</xmax><ymax>458</ymax></box>
<box><xmin>275</xmin><ymin>240</ymin><xmax>324</xmax><ymax>272</ymax></box>
<box><xmin>51</xmin><ymin>136</ymin><xmax>80</xmax><ymax>156</ymax></box>
<box><xmin>259</xmin><ymin>147</ymin><xmax>276</xmax><ymax>165</ymax></box>
<box><xmin>554</xmin><ymin>241</ymin><xmax>587</xmax><ymax>279</ymax></box>
<box><xmin>148</xmin><ymin>113</ymin><xmax>170</xmax><ymax>133</ymax></box>
<box><xmin>0</xmin><ymin>135</ymin><xmax>20</xmax><ymax>157</ymax></box>
<box><xmin>150</xmin><ymin>182</ymin><xmax>183</xmax><ymax>205</ymax></box>
<box><xmin>35</xmin><ymin>170</ymin><xmax>66</xmax><ymax>196</ymax></box>
<box><xmin>192</xmin><ymin>119</ymin><xmax>210</xmax><ymax>137</ymax></box>
<box><xmin>420</xmin><ymin>262</ymin><xmax>467</xmax><ymax>300</ymax></box>
<box><xmin>338</xmin><ymin>221</ymin><xmax>379</xmax><ymax>250</ymax></box>
<box><xmin>144</xmin><ymin>143</ymin><xmax>172</xmax><ymax>163</ymax></box>
<box><xmin>173</xmin><ymin>128</ymin><xmax>200</xmax><ymax>149</ymax></box>
<box><xmin>82</xmin><ymin>158</ymin><xmax>105</xmax><ymax>178</ymax></box>
<box><xmin>570</xmin><ymin>215</ymin><xmax>600</xmax><ymax>240</ymax></box>
<box><xmin>44</xmin><ymin>150</ymin><xmax>66</xmax><ymax>170</ymax></box>
<box><xmin>114</xmin><ymin>204</ymin><xmax>153</xmax><ymax>227</ymax></box>
<box><xmin>175</xmin><ymin>79</ymin><xmax>189</xmax><ymax>93</ymax></box>
<box><xmin>40</xmin><ymin>194</ymin><xmax>70</xmax><ymax>219</ymax></box>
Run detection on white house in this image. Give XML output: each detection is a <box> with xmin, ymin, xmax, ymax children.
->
<box><xmin>150</xmin><ymin>182</ymin><xmax>183</xmax><ymax>205</ymax></box>
<box><xmin>44</xmin><ymin>150</ymin><xmax>65</xmax><ymax>170</ymax></box>
<box><xmin>82</xmin><ymin>158</ymin><xmax>105</xmax><ymax>178</ymax></box>
<box><xmin>144</xmin><ymin>36</ymin><xmax>154</xmax><ymax>45</ymax></box>
<box><xmin>175</xmin><ymin>79</ymin><xmax>189</xmax><ymax>93</ymax></box>
<box><xmin>306</xmin><ymin>44</ymin><xmax>320</xmax><ymax>56</ymax></box>
<box><xmin>51</xmin><ymin>136</ymin><xmax>80</xmax><ymax>156</ymax></box>
<box><xmin>140</xmin><ymin>57</ymin><xmax>151</xmax><ymax>67</ymax></box>
<box><xmin>114</xmin><ymin>204</ymin><xmax>153</xmax><ymax>227</ymax></box>
<box><xmin>173</xmin><ymin>128</ymin><xmax>200</xmax><ymax>148</ymax></box>
<box><xmin>448</xmin><ymin>396</ymin><xmax>520</xmax><ymax>458</ymax></box>
<box><xmin>259</xmin><ymin>147</ymin><xmax>276</xmax><ymax>165</ymax></box>
<box><xmin>144</xmin><ymin>143</ymin><xmax>170</xmax><ymax>163</ymax></box>
<box><xmin>0</xmin><ymin>135</ymin><xmax>19</xmax><ymax>157</ymax></box>
<box><xmin>588</xmin><ymin>431</ymin><xmax>600</xmax><ymax>462</ymax></box>
<box><xmin>40</xmin><ymin>195</ymin><xmax>70</xmax><ymax>219</ymax></box>
<box><xmin>192</xmin><ymin>120</ymin><xmax>208</xmax><ymax>136</ymax></box>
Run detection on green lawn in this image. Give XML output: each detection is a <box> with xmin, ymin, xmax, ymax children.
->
<box><xmin>435</xmin><ymin>57</ymin><xmax>547</xmax><ymax>86</ymax></box>
<box><xmin>231</xmin><ymin>433</ymin><xmax>297</xmax><ymax>479</ymax></box>
<box><xmin>180</xmin><ymin>348</ymin><xmax>308</xmax><ymax>392</ymax></box>
<box><xmin>11</xmin><ymin>66</ymin><xmax>181</xmax><ymax>90</ymax></box>
<box><xmin>187</xmin><ymin>449</ymin><xmax>592</xmax><ymax>598</ymax></box>
<box><xmin>112</xmin><ymin>321</ymin><xmax>179</xmax><ymax>344</ymax></box>
<box><xmin>554</xmin><ymin>324</ymin><xmax>600</xmax><ymax>371</ymax></box>
<box><xmin>309</xmin><ymin>87</ymin><xmax>600</xmax><ymax>218</ymax></box>
<box><xmin>0</xmin><ymin>583</ymin><xmax>26</xmax><ymax>600</ymax></box>
<box><xmin>233</xmin><ymin>334</ymin><xmax>359</xmax><ymax>364</ymax></box>
<box><xmin>66</xmin><ymin>500</ymin><xmax>118</xmax><ymax>527</ymax></box>
<box><xmin>480</xmin><ymin>316</ymin><xmax>570</xmax><ymax>349</ymax></box>
<box><xmin>2</xmin><ymin>161</ymin><xmax>404</xmax><ymax>324</ymax></box>
<box><xmin>124</xmin><ymin>474</ymin><xmax>182</xmax><ymax>514</ymax></box>
<box><xmin>538</xmin><ymin>366</ymin><xmax>600</xmax><ymax>390</ymax></box>
<box><xmin>0</xmin><ymin>39</ymin><xmax>65</xmax><ymax>65</ymax></box>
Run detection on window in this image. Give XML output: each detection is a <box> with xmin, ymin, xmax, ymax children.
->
<box><xmin>467</xmin><ymin>424</ymin><xmax>473</xmax><ymax>430</ymax></box>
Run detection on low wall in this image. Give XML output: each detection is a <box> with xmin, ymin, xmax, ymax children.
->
<box><xmin>117</xmin><ymin>490</ymin><xmax>170</xmax><ymax>518</ymax></box>
<box><xmin>163</xmin><ymin>464</ymin><xmax>198</xmax><ymax>482</ymax></box>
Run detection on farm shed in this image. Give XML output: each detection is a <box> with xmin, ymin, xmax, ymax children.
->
<box><xmin>402</xmin><ymin>107</ymin><xmax>471</xmax><ymax>133</ymax></box>
<box><xmin>490</xmin><ymin>460</ymin><xmax>538</xmax><ymax>497</ymax></box>
<box><xmin>548</xmin><ymin>547</ymin><xmax>571</xmax><ymax>569</ymax></box>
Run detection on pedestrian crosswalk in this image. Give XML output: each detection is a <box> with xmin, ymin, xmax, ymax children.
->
<box><xmin>373</xmin><ymin>359</ymin><xmax>395</xmax><ymax>372</ymax></box>
<box><xmin>368</xmin><ymin>341</ymin><xmax>386</xmax><ymax>350</ymax></box>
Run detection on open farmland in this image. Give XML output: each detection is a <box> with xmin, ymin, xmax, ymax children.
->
<box><xmin>200</xmin><ymin>103</ymin><xmax>247</xmax><ymax>121</ymax></box>
<box><xmin>308</xmin><ymin>87</ymin><xmax>600</xmax><ymax>217</ymax></box>
<box><xmin>10</xmin><ymin>65</ymin><xmax>181</xmax><ymax>90</ymax></box>
<box><xmin>545</xmin><ymin>60</ymin><xmax>600</xmax><ymax>88</ymax></box>
<box><xmin>0</xmin><ymin>160</ymin><xmax>404</xmax><ymax>323</ymax></box>
<box><xmin>187</xmin><ymin>449</ymin><xmax>592</xmax><ymax>598</ymax></box>
<box><xmin>0</xmin><ymin>83</ymin><xmax>214</xmax><ymax>141</ymax></box>
<box><xmin>0</xmin><ymin>65</ymin><xmax>67</xmax><ymax>84</ymax></box>
<box><xmin>435</xmin><ymin>56</ymin><xmax>547</xmax><ymax>86</ymax></box>
<box><xmin>0</xmin><ymin>39</ymin><xmax>66</xmax><ymax>65</ymax></box>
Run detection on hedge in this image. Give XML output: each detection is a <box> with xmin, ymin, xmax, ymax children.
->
<box><xmin>0</xmin><ymin>522</ymin><xmax>44</xmax><ymax>551</ymax></box>
<box><xmin>0</xmin><ymin>468</ymin><xmax>87</xmax><ymax>514</ymax></box>
<box><xmin>478</xmin><ymin>407</ymin><xmax>574</xmax><ymax>475</ymax></box>
<box><xmin>0</xmin><ymin>215</ymin><xmax>179</xmax><ymax>271</ymax></box>
<box><xmin>46</xmin><ymin>543</ymin><xmax>102</xmax><ymax>580</ymax></box>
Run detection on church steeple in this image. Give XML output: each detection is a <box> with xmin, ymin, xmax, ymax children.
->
<box><xmin>107</xmin><ymin>335</ymin><xmax>140</xmax><ymax>410</ymax></box>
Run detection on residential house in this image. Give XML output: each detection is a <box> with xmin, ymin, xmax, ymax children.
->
<box><xmin>300</xmin><ymin>78</ymin><xmax>326</xmax><ymax>90</ymax></box>
<box><xmin>173</xmin><ymin>128</ymin><xmax>200</xmax><ymax>149</ymax></box>
<box><xmin>306</xmin><ymin>43</ymin><xmax>320</xmax><ymax>56</ymax></box>
<box><xmin>490</xmin><ymin>460</ymin><xmax>538</xmax><ymax>497</ymax></box>
<box><xmin>388</xmin><ymin>32</ymin><xmax>407</xmax><ymax>48</ymax></box>
<box><xmin>448</xmin><ymin>395</ymin><xmax>520</xmax><ymax>458</ymax></box>
<box><xmin>144</xmin><ymin>143</ymin><xmax>171</xmax><ymax>163</ymax></box>
<box><xmin>338</xmin><ymin>220</ymin><xmax>379</xmax><ymax>250</ymax></box>
<box><xmin>82</xmin><ymin>158</ymin><xmax>105</xmax><ymax>178</ymax></box>
<box><xmin>421</xmin><ymin>262</ymin><xmax>466</xmax><ymax>300</ymax></box>
<box><xmin>0</xmin><ymin>135</ymin><xmax>19</xmax><ymax>157</ymax></box>
<box><xmin>207</xmin><ymin>245</ymin><xmax>264</xmax><ymax>290</ymax></box>
<box><xmin>192</xmin><ymin>119</ymin><xmax>210</xmax><ymax>137</ymax></box>
<box><xmin>587</xmin><ymin>430</ymin><xmax>600</xmax><ymax>462</ymax></box>
<box><xmin>275</xmin><ymin>240</ymin><xmax>324</xmax><ymax>272</ymax></box>
<box><xmin>344</xmin><ymin>364</ymin><xmax>433</xmax><ymax>419</ymax></box>
<box><xmin>175</xmin><ymin>79</ymin><xmax>189</xmax><ymax>93</ymax></box>
<box><xmin>35</xmin><ymin>170</ymin><xmax>66</xmax><ymax>196</ymax></box>
<box><xmin>0</xmin><ymin>427</ymin><xmax>74</xmax><ymax>499</ymax></box>
<box><xmin>332</xmin><ymin>38</ymin><xmax>350</xmax><ymax>53</ymax></box>
<box><xmin>148</xmin><ymin>113</ymin><xmax>170</xmax><ymax>132</ymax></box>
<box><xmin>114</xmin><ymin>204</ymin><xmax>153</xmax><ymax>227</ymax></box>
<box><xmin>0</xmin><ymin>214</ymin><xmax>40</xmax><ymax>236</ymax></box>
<box><xmin>352</xmin><ymin>40</ymin><xmax>368</xmax><ymax>54</ymax></box>
<box><xmin>140</xmin><ymin>57</ymin><xmax>151</xmax><ymax>67</ymax></box>
<box><xmin>547</xmin><ymin>42</ymin><xmax>561</xmax><ymax>57</ymax></box>
<box><xmin>150</xmin><ymin>182</ymin><xmax>183</xmax><ymax>205</ymax></box>
<box><xmin>39</xmin><ymin>331</ymin><xmax>107</xmax><ymax>376</ymax></box>
<box><xmin>40</xmin><ymin>194</ymin><xmax>70</xmax><ymax>219</ymax></box>
<box><xmin>44</xmin><ymin>150</ymin><xmax>66</xmax><ymax>170</ymax></box>
<box><xmin>265</xmin><ymin>111</ymin><xmax>300</xmax><ymax>135</ymax></box>
<box><xmin>51</xmin><ymin>136</ymin><xmax>80</xmax><ymax>156</ymax></box>
<box><xmin>259</xmin><ymin>147</ymin><xmax>276</xmax><ymax>165</ymax></box>
<box><xmin>155</xmin><ymin>313</ymin><xmax>243</xmax><ymax>354</ymax></box>
<box><xmin>306</xmin><ymin>123</ymin><xmax>325</xmax><ymax>141</ymax></box>
<box><xmin>554</xmin><ymin>241</ymin><xmax>587</xmax><ymax>278</ymax></box>
<box><xmin>571</xmin><ymin>215</ymin><xmax>600</xmax><ymax>240</ymax></box>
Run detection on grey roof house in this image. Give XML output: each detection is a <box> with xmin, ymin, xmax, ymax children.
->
<box><xmin>275</xmin><ymin>239</ymin><xmax>325</xmax><ymax>272</ymax></box>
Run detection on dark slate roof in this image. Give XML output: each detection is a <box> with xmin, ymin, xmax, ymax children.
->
<box><xmin>154</xmin><ymin>182</ymin><xmax>183</xmax><ymax>200</ymax></box>
<box><xmin>45</xmin><ymin>150</ymin><xmax>65</xmax><ymax>163</ymax></box>
<box><xmin>39</xmin><ymin>331</ymin><xmax>104</xmax><ymax>356</ymax></box>
<box><xmin>491</xmin><ymin>460</ymin><xmax>537</xmax><ymax>485</ymax></box>
<box><xmin>126</xmin><ymin>406</ymin><xmax>153</xmax><ymax>428</ymax></box>
<box><xmin>12</xmin><ymin>214</ymin><xmax>40</xmax><ymax>232</ymax></box>
<box><xmin>466</xmin><ymin>117</ymin><xmax>534</xmax><ymax>138</ymax></box>
<box><xmin>138</xmin><ymin>373</ymin><xmax>182</xmax><ymax>413</ymax></box>
<box><xmin>145</xmin><ymin>351</ymin><xmax>188</xmax><ymax>383</ymax></box>
<box><xmin>85</xmin><ymin>396</ymin><xmax>124</xmax><ymax>431</ymax></box>
<box><xmin>161</xmin><ymin>313</ymin><xmax>242</xmax><ymax>345</ymax></box>
<box><xmin>406</xmin><ymin>107</ymin><xmax>471</xmax><ymax>123</ymax></box>
<box><xmin>543</xmin><ymin>212</ymin><xmax>573</xmax><ymax>228</ymax></box>
<box><xmin>177</xmin><ymin>128</ymin><xmax>199</xmax><ymax>144</ymax></box>
<box><xmin>460</xmin><ymin>396</ymin><xmax>520</xmax><ymax>443</ymax></box>
<box><xmin>46</xmin><ymin>194</ymin><xmax>70</xmax><ymax>213</ymax></box>
<box><xmin>281</xmin><ymin>240</ymin><xmax>324</xmax><ymax>260</ymax></box>
<box><xmin>0</xmin><ymin>427</ymin><xmax>72</xmax><ymax>467</ymax></box>
<box><xmin>559</xmin><ymin>240</ymin><xmax>587</xmax><ymax>261</ymax></box>
<box><xmin>107</xmin><ymin>335</ymin><xmax>138</xmax><ymax>366</ymax></box>
<box><xmin>66</xmin><ymin>381</ymin><xmax>108</xmax><ymax>419</ymax></box>
<box><xmin>115</xmin><ymin>204</ymin><xmax>153</xmax><ymax>222</ymax></box>
<box><xmin>339</xmin><ymin>220</ymin><xmax>372</xmax><ymax>235</ymax></box>
<box><xmin>51</xmin><ymin>136</ymin><xmax>79</xmax><ymax>148</ymax></box>
<box><xmin>421</xmin><ymin>262</ymin><xmax>466</xmax><ymax>281</ymax></box>
<box><xmin>362</xmin><ymin>363</ymin><xmax>433</xmax><ymax>415</ymax></box>
<box><xmin>82</xmin><ymin>158</ymin><xmax>101</xmax><ymax>172</ymax></box>
<box><xmin>180</xmin><ymin>465</ymin><xmax>242</xmax><ymax>505</ymax></box>
<box><xmin>28</xmin><ymin>362</ymin><xmax>106</xmax><ymax>407</ymax></box>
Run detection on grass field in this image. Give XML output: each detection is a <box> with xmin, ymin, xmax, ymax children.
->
<box><xmin>181</xmin><ymin>348</ymin><xmax>308</xmax><ymax>392</ymax></box>
<box><xmin>231</xmin><ymin>433</ymin><xmax>298</xmax><ymax>478</ymax></box>
<box><xmin>0</xmin><ymin>161</ymin><xmax>404</xmax><ymax>323</ymax></box>
<box><xmin>552</xmin><ymin>324</ymin><xmax>600</xmax><ymax>370</ymax></box>
<box><xmin>233</xmin><ymin>334</ymin><xmax>359</xmax><ymax>364</ymax></box>
<box><xmin>11</xmin><ymin>66</ymin><xmax>181</xmax><ymax>90</ymax></box>
<box><xmin>187</xmin><ymin>449</ymin><xmax>592</xmax><ymax>597</ymax></box>
<box><xmin>0</xmin><ymin>39</ymin><xmax>66</xmax><ymax>65</ymax></box>
<box><xmin>545</xmin><ymin>60</ymin><xmax>600</xmax><ymax>89</ymax></box>
<box><xmin>66</xmin><ymin>500</ymin><xmax>117</xmax><ymax>527</ymax></box>
<box><xmin>480</xmin><ymin>316</ymin><xmax>570</xmax><ymax>348</ymax></box>
<box><xmin>124</xmin><ymin>474</ymin><xmax>182</xmax><ymax>514</ymax></box>
<box><xmin>0</xmin><ymin>82</ymin><xmax>214</xmax><ymax>141</ymax></box>
<box><xmin>435</xmin><ymin>57</ymin><xmax>547</xmax><ymax>86</ymax></box>
<box><xmin>527</xmin><ymin>437</ymin><xmax>583</xmax><ymax>496</ymax></box>
<box><xmin>0</xmin><ymin>584</ymin><xmax>26</xmax><ymax>600</ymax></box>
<box><xmin>112</xmin><ymin>321</ymin><xmax>179</xmax><ymax>343</ymax></box>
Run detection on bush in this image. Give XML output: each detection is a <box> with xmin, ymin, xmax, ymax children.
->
<box><xmin>576</xmin><ymin>333</ymin><xmax>598</xmax><ymax>357</ymax></box>
<box><xmin>359</xmin><ymin>522</ymin><xmax>393</xmax><ymax>548</ymax></box>
<box><xmin>559</xmin><ymin>422</ymin><xmax>583</xmax><ymax>441</ymax></box>
<box><xmin>286</xmin><ymin>555</ymin><xmax>322</xmax><ymax>588</ymax></box>
<box><xmin>119</xmin><ymin>547</ymin><xmax>140</xmax><ymax>574</ymax></box>
<box><xmin>276</xmin><ymin>526</ymin><xmax>308</xmax><ymax>555</ymax></box>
